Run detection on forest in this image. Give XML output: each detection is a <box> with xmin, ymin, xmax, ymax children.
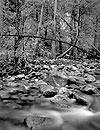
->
<box><xmin>0</xmin><ymin>0</ymin><xmax>100</xmax><ymax>130</ymax></box>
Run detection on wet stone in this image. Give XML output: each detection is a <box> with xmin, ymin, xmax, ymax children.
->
<box><xmin>94</xmin><ymin>69</ymin><xmax>100</xmax><ymax>75</ymax></box>
<box><xmin>20</xmin><ymin>96</ymin><xmax>29</xmax><ymax>100</ymax></box>
<box><xmin>0</xmin><ymin>85</ymin><xmax>3</xmax><ymax>90</ymax></box>
<box><xmin>17</xmin><ymin>93</ymin><xmax>24</xmax><ymax>97</ymax></box>
<box><xmin>15</xmin><ymin>99</ymin><xmax>25</xmax><ymax>104</ymax></box>
<box><xmin>26</xmin><ymin>116</ymin><xmax>53</xmax><ymax>130</ymax></box>
<box><xmin>92</xmin><ymin>80</ymin><xmax>100</xmax><ymax>90</ymax></box>
<box><xmin>5</xmin><ymin>102</ymin><xmax>23</xmax><ymax>109</ymax></box>
<box><xmin>67</xmin><ymin>76</ymin><xmax>77</xmax><ymax>85</ymax></box>
<box><xmin>6</xmin><ymin>82</ymin><xmax>17</xmax><ymax>87</ymax></box>
<box><xmin>50</xmin><ymin>94</ymin><xmax>75</xmax><ymax>108</ymax></box>
<box><xmin>84</xmin><ymin>74</ymin><xmax>96</xmax><ymax>83</ymax></box>
<box><xmin>80</xmin><ymin>84</ymin><xmax>99</xmax><ymax>95</ymax></box>
<box><xmin>2</xmin><ymin>100</ymin><xmax>10</xmax><ymax>103</ymax></box>
<box><xmin>58</xmin><ymin>87</ymin><xmax>70</xmax><ymax>95</ymax></box>
<box><xmin>23</xmin><ymin>93</ymin><xmax>29</xmax><ymax>96</ymax></box>
<box><xmin>43</xmin><ymin>90</ymin><xmax>57</xmax><ymax>98</ymax></box>
<box><xmin>16</xmin><ymin>89</ymin><xmax>27</xmax><ymax>93</ymax></box>
<box><xmin>39</xmin><ymin>84</ymin><xmax>54</xmax><ymax>93</ymax></box>
<box><xmin>0</xmin><ymin>91</ymin><xmax>10</xmax><ymax>99</ymax></box>
<box><xmin>10</xmin><ymin>95</ymin><xmax>19</xmax><ymax>100</ymax></box>
<box><xmin>29</xmin><ymin>91</ymin><xmax>39</xmax><ymax>96</ymax></box>
<box><xmin>27</xmin><ymin>95</ymin><xmax>36</xmax><ymax>101</ymax></box>
<box><xmin>68</xmin><ymin>84</ymin><xmax>79</xmax><ymax>90</ymax></box>
<box><xmin>8</xmin><ymin>89</ymin><xmax>18</xmax><ymax>94</ymax></box>
<box><xmin>1</xmin><ymin>94</ymin><xmax>10</xmax><ymax>99</ymax></box>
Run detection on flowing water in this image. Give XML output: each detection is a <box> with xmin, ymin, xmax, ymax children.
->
<box><xmin>0</xmin><ymin>96</ymin><xmax>100</xmax><ymax>130</ymax></box>
<box><xmin>0</xmin><ymin>76</ymin><xmax>100</xmax><ymax>130</ymax></box>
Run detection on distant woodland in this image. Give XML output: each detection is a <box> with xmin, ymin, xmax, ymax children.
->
<box><xmin>0</xmin><ymin>0</ymin><xmax>100</xmax><ymax>64</ymax></box>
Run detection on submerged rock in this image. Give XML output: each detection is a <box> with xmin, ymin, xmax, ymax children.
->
<box><xmin>26</xmin><ymin>116</ymin><xmax>53</xmax><ymax>130</ymax></box>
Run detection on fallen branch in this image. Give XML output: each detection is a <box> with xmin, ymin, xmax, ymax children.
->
<box><xmin>2</xmin><ymin>34</ymin><xmax>86</xmax><ymax>53</ymax></box>
<box><xmin>57</xmin><ymin>46</ymin><xmax>73</xmax><ymax>58</ymax></box>
<box><xmin>60</xmin><ymin>17</ymin><xmax>74</xmax><ymax>31</ymax></box>
<box><xmin>90</xmin><ymin>44</ymin><xmax>100</xmax><ymax>56</ymax></box>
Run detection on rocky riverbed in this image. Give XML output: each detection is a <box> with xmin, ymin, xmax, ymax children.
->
<box><xmin>0</xmin><ymin>58</ymin><xmax>100</xmax><ymax>130</ymax></box>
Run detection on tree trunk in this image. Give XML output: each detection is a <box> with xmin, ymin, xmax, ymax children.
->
<box><xmin>34</xmin><ymin>0</ymin><xmax>45</xmax><ymax>55</ymax></box>
<box><xmin>70</xmin><ymin>0</ymin><xmax>80</xmax><ymax>58</ymax></box>
<box><xmin>94</xmin><ymin>15</ymin><xmax>99</xmax><ymax>49</ymax></box>
<box><xmin>58</xmin><ymin>27</ymin><xmax>62</xmax><ymax>54</ymax></box>
<box><xmin>52</xmin><ymin>0</ymin><xmax>57</xmax><ymax>59</ymax></box>
<box><xmin>0</xmin><ymin>0</ymin><xmax>3</xmax><ymax>46</ymax></box>
<box><xmin>14</xmin><ymin>0</ymin><xmax>20</xmax><ymax>57</ymax></box>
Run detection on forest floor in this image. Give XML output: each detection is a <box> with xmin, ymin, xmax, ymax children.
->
<box><xmin>0</xmin><ymin>58</ymin><xmax>100</xmax><ymax>130</ymax></box>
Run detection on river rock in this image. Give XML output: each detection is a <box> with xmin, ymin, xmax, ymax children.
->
<box><xmin>84</xmin><ymin>74</ymin><xmax>96</xmax><ymax>83</ymax></box>
<box><xmin>80</xmin><ymin>84</ymin><xmax>99</xmax><ymax>95</ymax></box>
<box><xmin>58</xmin><ymin>87</ymin><xmax>70</xmax><ymax>96</ymax></box>
<box><xmin>49</xmin><ymin>94</ymin><xmax>76</xmax><ymax>108</ymax></box>
<box><xmin>39</xmin><ymin>84</ymin><xmax>54</xmax><ymax>93</ymax></box>
<box><xmin>67</xmin><ymin>76</ymin><xmax>77</xmax><ymax>85</ymax></box>
<box><xmin>92</xmin><ymin>80</ymin><xmax>100</xmax><ymax>90</ymax></box>
<box><xmin>26</xmin><ymin>116</ymin><xmax>53</xmax><ymax>130</ymax></box>
<box><xmin>43</xmin><ymin>90</ymin><xmax>57</xmax><ymax>98</ymax></box>
<box><xmin>94</xmin><ymin>69</ymin><xmax>100</xmax><ymax>75</ymax></box>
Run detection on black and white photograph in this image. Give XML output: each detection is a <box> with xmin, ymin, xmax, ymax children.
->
<box><xmin>0</xmin><ymin>0</ymin><xmax>100</xmax><ymax>130</ymax></box>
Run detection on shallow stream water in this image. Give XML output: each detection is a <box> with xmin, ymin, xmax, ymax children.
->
<box><xmin>0</xmin><ymin>76</ymin><xmax>100</xmax><ymax>130</ymax></box>
<box><xmin>0</xmin><ymin>101</ymin><xmax>65</xmax><ymax>130</ymax></box>
<box><xmin>0</xmin><ymin>96</ymin><xmax>99</xmax><ymax>130</ymax></box>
